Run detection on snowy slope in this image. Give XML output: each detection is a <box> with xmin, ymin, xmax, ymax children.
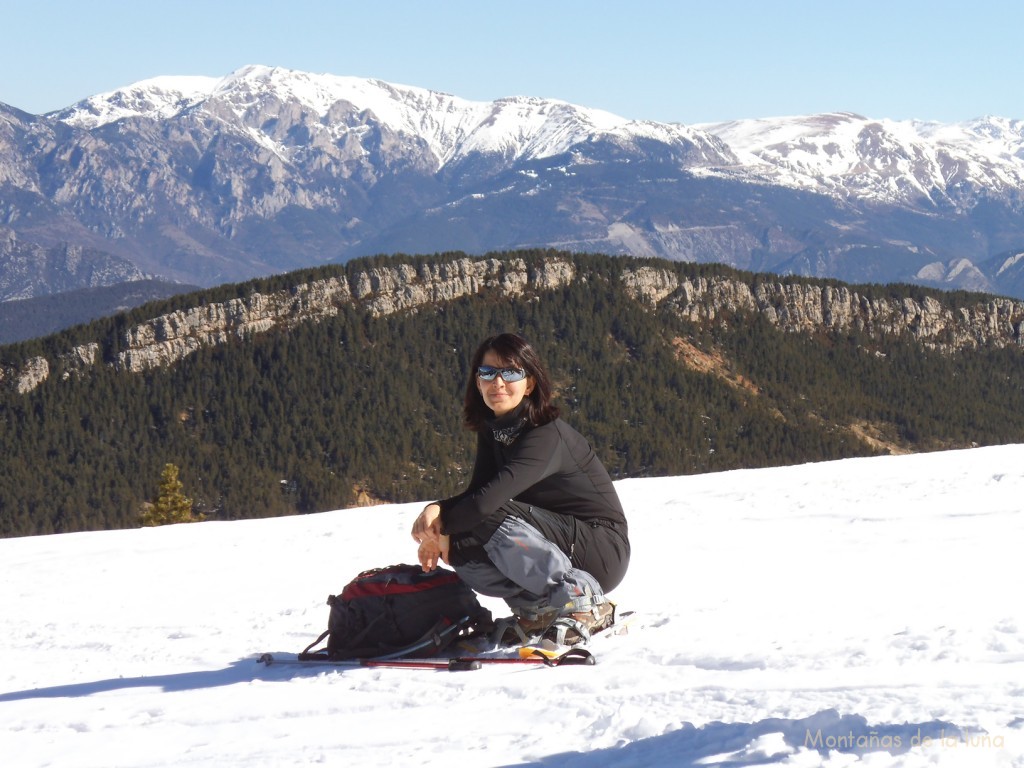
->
<box><xmin>49</xmin><ymin>75</ymin><xmax>220</xmax><ymax>127</ymax></box>
<box><xmin>3</xmin><ymin>445</ymin><xmax>1023</xmax><ymax>767</ymax></box>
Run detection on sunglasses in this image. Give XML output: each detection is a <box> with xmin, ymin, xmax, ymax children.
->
<box><xmin>477</xmin><ymin>365</ymin><xmax>527</xmax><ymax>382</ymax></box>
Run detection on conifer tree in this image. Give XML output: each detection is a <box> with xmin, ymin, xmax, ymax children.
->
<box><xmin>139</xmin><ymin>463</ymin><xmax>201</xmax><ymax>527</ymax></box>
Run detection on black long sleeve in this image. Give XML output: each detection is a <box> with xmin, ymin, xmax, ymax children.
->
<box><xmin>437</xmin><ymin>418</ymin><xmax>626</xmax><ymax>541</ymax></box>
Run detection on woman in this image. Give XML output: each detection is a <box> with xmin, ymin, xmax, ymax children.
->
<box><xmin>411</xmin><ymin>333</ymin><xmax>630</xmax><ymax>645</ymax></box>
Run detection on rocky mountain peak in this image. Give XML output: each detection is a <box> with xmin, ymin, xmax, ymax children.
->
<box><xmin>2</xmin><ymin>67</ymin><xmax>1024</xmax><ymax>306</ymax></box>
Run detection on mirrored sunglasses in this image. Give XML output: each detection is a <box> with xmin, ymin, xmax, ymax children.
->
<box><xmin>477</xmin><ymin>365</ymin><xmax>527</xmax><ymax>382</ymax></box>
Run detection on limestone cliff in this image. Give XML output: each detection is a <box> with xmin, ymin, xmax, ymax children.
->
<box><xmin>5</xmin><ymin>257</ymin><xmax>1022</xmax><ymax>393</ymax></box>
<box><xmin>620</xmin><ymin>264</ymin><xmax>1024</xmax><ymax>348</ymax></box>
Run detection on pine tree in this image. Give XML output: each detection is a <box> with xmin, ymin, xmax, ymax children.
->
<box><xmin>139</xmin><ymin>463</ymin><xmax>202</xmax><ymax>527</ymax></box>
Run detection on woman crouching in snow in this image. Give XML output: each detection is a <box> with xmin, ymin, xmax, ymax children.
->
<box><xmin>411</xmin><ymin>333</ymin><xmax>630</xmax><ymax>645</ymax></box>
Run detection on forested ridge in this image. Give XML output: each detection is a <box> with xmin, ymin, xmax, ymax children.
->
<box><xmin>3</xmin><ymin>250</ymin><xmax>1024</xmax><ymax>538</ymax></box>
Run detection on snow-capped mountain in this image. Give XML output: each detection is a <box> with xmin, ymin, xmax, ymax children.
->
<box><xmin>50</xmin><ymin>75</ymin><xmax>220</xmax><ymax>128</ymax></box>
<box><xmin>698</xmin><ymin>111</ymin><xmax>1024</xmax><ymax>209</ymax></box>
<box><xmin>54</xmin><ymin>65</ymin><xmax>733</xmax><ymax>171</ymax></box>
<box><xmin>2</xmin><ymin>65</ymin><xmax>1024</xmax><ymax>302</ymax></box>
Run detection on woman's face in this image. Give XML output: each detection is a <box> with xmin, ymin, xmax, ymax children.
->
<box><xmin>477</xmin><ymin>349</ymin><xmax>534</xmax><ymax>418</ymax></box>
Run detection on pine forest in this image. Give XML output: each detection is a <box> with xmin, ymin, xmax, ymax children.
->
<box><xmin>3</xmin><ymin>250</ymin><xmax>1024</xmax><ymax>538</ymax></box>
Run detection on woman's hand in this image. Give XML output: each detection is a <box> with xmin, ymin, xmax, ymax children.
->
<box><xmin>412</xmin><ymin>504</ymin><xmax>448</xmax><ymax>571</ymax></box>
<box><xmin>411</xmin><ymin>503</ymin><xmax>442</xmax><ymax>543</ymax></box>
<box><xmin>417</xmin><ymin>533</ymin><xmax>450</xmax><ymax>572</ymax></box>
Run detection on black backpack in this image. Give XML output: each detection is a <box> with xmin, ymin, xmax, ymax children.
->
<box><xmin>299</xmin><ymin>564</ymin><xmax>491</xmax><ymax>660</ymax></box>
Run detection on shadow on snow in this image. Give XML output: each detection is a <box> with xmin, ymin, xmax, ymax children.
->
<box><xmin>0</xmin><ymin>654</ymin><xmax>340</xmax><ymax>702</ymax></box>
<box><xmin>500</xmin><ymin>709</ymin><xmax>968</xmax><ymax>767</ymax></box>
<box><xmin>1</xmin><ymin>665</ymin><xmax>978</xmax><ymax>766</ymax></box>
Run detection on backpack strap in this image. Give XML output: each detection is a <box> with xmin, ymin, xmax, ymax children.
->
<box><xmin>298</xmin><ymin>628</ymin><xmax>332</xmax><ymax>660</ymax></box>
<box><xmin>298</xmin><ymin>612</ymin><xmax>387</xmax><ymax>661</ymax></box>
<box><xmin>396</xmin><ymin>615</ymin><xmax>473</xmax><ymax>658</ymax></box>
<box><xmin>300</xmin><ymin>614</ymin><xmax>479</xmax><ymax>662</ymax></box>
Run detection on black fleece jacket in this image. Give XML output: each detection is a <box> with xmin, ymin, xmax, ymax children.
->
<box><xmin>437</xmin><ymin>405</ymin><xmax>628</xmax><ymax>544</ymax></box>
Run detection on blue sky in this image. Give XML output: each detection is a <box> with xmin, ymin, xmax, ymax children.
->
<box><xmin>3</xmin><ymin>0</ymin><xmax>1022</xmax><ymax>124</ymax></box>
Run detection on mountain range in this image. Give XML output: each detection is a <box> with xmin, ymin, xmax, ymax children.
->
<box><xmin>3</xmin><ymin>64</ymin><xmax>1024</xmax><ymax>310</ymax></box>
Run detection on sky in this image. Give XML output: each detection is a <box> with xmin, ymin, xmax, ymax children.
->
<box><xmin>2</xmin><ymin>0</ymin><xmax>1022</xmax><ymax>125</ymax></box>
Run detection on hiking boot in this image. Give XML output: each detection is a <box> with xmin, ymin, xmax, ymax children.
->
<box><xmin>516</xmin><ymin>608</ymin><xmax>559</xmax><ymax>635</ymax></box>
<box><xmin>543</xmin><ymin>602</ymin><xmax>616</xmax><ymax>646</ymax></box>
<box><xmin>575</xmin><ymin>601</ymin><xmax>616</xmax><ymax>633</ymax></box>
<box><xmin>491</xmin><ymin>608</ymin><xmax>559</xmax><ymax>646</ymax></box>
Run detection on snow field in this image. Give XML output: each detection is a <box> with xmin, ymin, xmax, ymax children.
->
<box><xmin>2</xmin><ymin>445</ymin><xmax>1023</xmax><ymax>767</ymax></box>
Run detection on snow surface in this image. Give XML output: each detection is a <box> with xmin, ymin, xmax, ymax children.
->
<box><xmin>3</xmin><ymin>445</ymin><xmax>1023</xmax><ymax>767</ymax></box>
<box><xmin>50</xmin><ymin>75</ymin><xmax>220</xmax><ymax>127</ymax></box>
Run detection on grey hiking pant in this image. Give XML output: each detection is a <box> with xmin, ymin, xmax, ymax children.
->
<box><xmin>451</xmin><ymin>512</ymin><xmax>609</xmax><ymax>617</ymax></box>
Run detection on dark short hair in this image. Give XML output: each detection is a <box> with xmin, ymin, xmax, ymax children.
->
<box><xmin>463</xmin><ymin>333</ymin><xmax>559</xmax><ymax>431</ymax></box>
